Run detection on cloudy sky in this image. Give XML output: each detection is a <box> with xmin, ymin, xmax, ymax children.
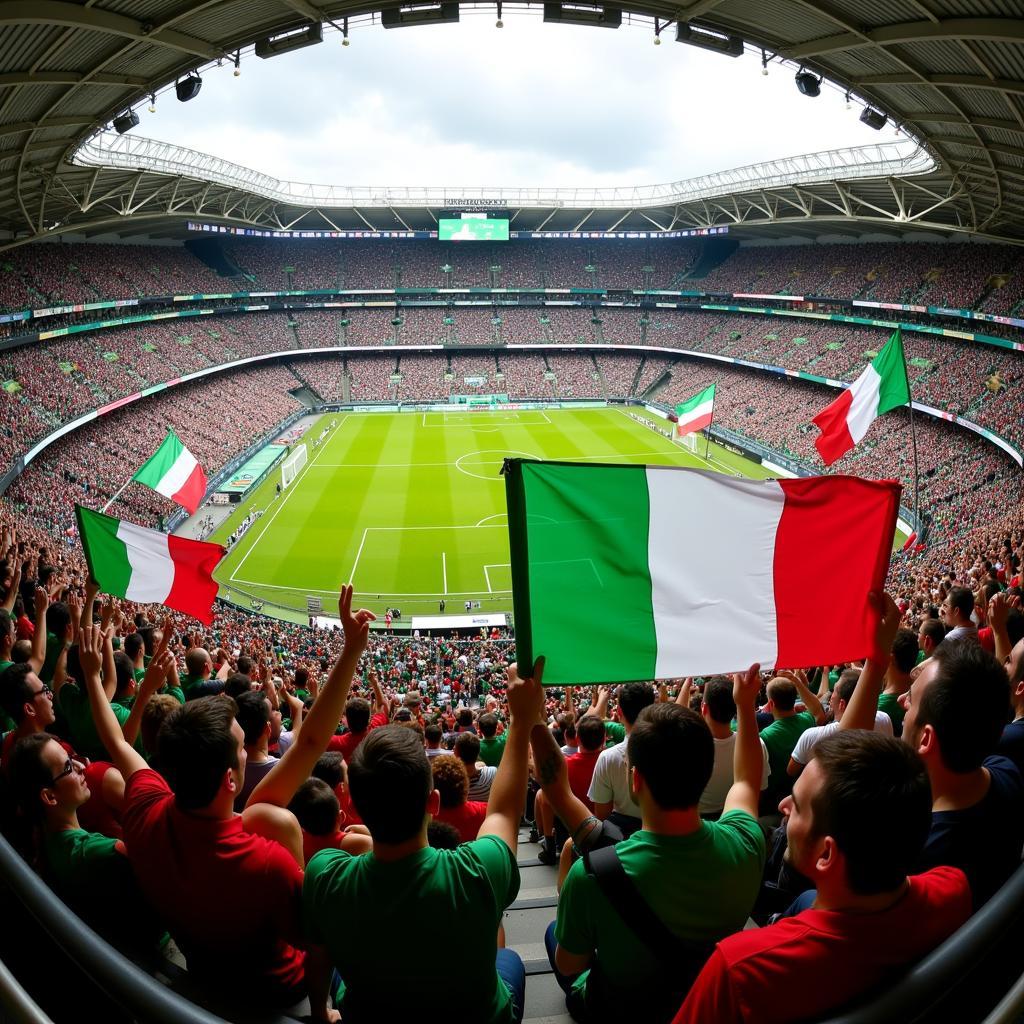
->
<box><xmin>140</xmin><ymin>14</ymin><xmax>894</xmax><ymax>189</ymax></box>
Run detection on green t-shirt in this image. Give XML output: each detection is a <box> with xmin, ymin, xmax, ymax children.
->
<box><xmin>877</xmin><ymin>692</ymin><xmax>906</xmax><ymax>733</ymax></box>
<box><xmin>42</xmin><ymin>829</ymin><xmax>164</xmax><ymax>949</ymax></box>
<box><xmin>0</xmin><ymin>661</ymin><xmax>14</xmax><ymax>732</ymax></box>
<box><xmin>57</xmin><ymin>683</ymin><xmax>136</xmax><ymax>762</ymax></box>
<box><xmin>555</xmin><ymin>814</ymin><xmax>766</xmax><ymax>1004</ymax></box>
<box><xmin>303</xmin><ymin>836</ymin><xmax>519</xmax><ymax>1023</ymax></box>
<box><xmin>604</xmin><ymin>721</ymin><xmax>626</xmax><ymax>747</ymax></box>
<box><xmin>478</xmin><ymin>733</ymin><xmax>508</xmax><ymax>768</ymax></box>
<box><xmin>760</xmin><ymin>711</ymin><xmax>817</xmax><ymax>791</ymax></box>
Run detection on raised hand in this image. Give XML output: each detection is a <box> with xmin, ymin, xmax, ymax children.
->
<box><xmin>867</xmin><ymin>591</ymin><xmax>902</xmax><ymax>664</ymax></box>
<box><xmin>506</xmin><ymin>657</ymin><xmax>546</xmax><ymax>724</ymax></box>
<box><xmin>732</xmin><ymin>663</ymin><xmax>762</xmax><ymax>713</ymax></box>
<box><xmin>338</xmin><ymin>583</ymin><xmax>375</xmax><ymax>656</ymax></box>
<box><xmin>78</xmin><ymin>623</ymin><xmax>104</xmax><ymax>681</ymax></box>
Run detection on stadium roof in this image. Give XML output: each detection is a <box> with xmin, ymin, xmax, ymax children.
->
<box><xmin>2</xmin><ymin>1</ymin><xmax>1024</xmax><ymax>248</ymax></box>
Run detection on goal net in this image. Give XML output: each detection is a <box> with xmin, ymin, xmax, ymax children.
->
<box><xmin>281</xmin><ymin>444</ymin><xmax>308</xmax><ymax>489</ymax></box>
<box><xmin>675</xmin><ymin>429</ymin><xmax>700</xmax><ymax>454</ymax></box>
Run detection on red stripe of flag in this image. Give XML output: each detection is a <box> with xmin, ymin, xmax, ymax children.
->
<box><xmin>164</xmin><ymin>534</ymin><xmax>224</xmax><ymax>624</ymax></box>
<box><xmin>773</xmin><ymin>476</ymin><xmax>901</xmax><ymax>667</ymax></box>
<box><xmin>811</xmin><ymin>388</ymin><xmax>856</xmax><ymax>467</ymax></box>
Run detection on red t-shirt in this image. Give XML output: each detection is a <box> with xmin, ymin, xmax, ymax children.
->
<box><xmin>673</xmin><ymin>867</ymin><xmax>971</xmax><ymax>1024</ymax></box>
<box><xmin>435</xmin><ymin>800</ymin><xmax>489</xmax><ymax>843</ymax></box>
<box><xmin>978</xmin><ymin>626</ymin><xmax>995</xmax><ymax>654</ymax></box>
<box><xmin>302</xmin><ymin>829</ymin><xmax>345</xmax><ymax>866</ymax></box>
<box><xmin>326</xmin><ymin>711</ymin><xmax>389</xmax><ymax>762</ymax></box>
<box><xmin>566</xmin><ymin>748</ymin><xmax>602</xmax><ymax>811</ymax></box>
<box><xmin>122</xmin><ymin>769</ymin><xmax>306</xmax><ymax>1003</ymax></box>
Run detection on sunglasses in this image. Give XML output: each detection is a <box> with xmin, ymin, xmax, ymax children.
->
<box><xmin>49</xmin><ymin>757</ymin><xmax>85</xmax><ymax>786</ymax></box>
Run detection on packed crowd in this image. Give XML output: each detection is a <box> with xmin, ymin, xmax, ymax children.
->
<box><xmin>5</xmin><ymin>239</ymin><xmax>1024</xmax><ymax>325</ymax></box>
<box><xmin>3</xmin><ymin>237</ymin><xmax>1024</xmax><ymax>1022</ymax></box>
<box><xmin>0</xmin><ymin>492</ymin><xmax>1022</xmax><ymax>1022</ymax></box>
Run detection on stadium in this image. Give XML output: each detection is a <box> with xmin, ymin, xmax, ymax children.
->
<box><xmin>1</xmin><ymin>2</ymin><xmax>1024</xmax><ymax>1023</ymax></box>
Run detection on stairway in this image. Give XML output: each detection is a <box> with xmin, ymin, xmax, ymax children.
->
<box><xmin>511</xmin><ymin>825</ymin><xmax>571</xmax><ymax>1024</ymax></box>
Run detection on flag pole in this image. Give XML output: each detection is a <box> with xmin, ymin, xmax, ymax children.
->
<box><xmin>704</xmin><ymin>386</ymin><xmax>715</xmax><ymax>462</ymax></box>
<box><xmin>897</xmin><ymin>327</ymin><xmax>921</xmax><ymax>536</ymax></box>
<box><xmin>101</xmin><ymin>475</ymin><xmax>133</xmax><ymax>514</ymax></box>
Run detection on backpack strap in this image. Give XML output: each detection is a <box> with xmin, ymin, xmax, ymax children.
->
<box><xmin>583</xmin><ymin>844</ymin><xmax>708</xmax><ymax>963</ymax></box>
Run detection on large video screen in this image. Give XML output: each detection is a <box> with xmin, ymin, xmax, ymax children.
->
<box><xmin>438</xmin><ymin>217</ymin><xmax>510</xmax><ymax>241</ymax></box>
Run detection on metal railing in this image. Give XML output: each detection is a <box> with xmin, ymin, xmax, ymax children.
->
<box><xmin>74</xmin><ymin>133</ymin><xmax>934</xmax><ymax>211</ymax></box>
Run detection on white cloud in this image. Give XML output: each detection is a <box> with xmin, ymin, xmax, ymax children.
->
<box><xmin>141</xmin><ymin>15</ymin><xmax>895</xmax><ymax>189</ymax></box>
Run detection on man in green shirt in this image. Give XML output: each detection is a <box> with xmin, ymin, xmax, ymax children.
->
<box><xmin>478</xmin><ymin>712</ymin><xmax>507</xmax><ymax>767</ymax></box>
<box><xmin>877</xmin><ymin>629</ymin><xmax>918</xmax><ymax>737</ymax></box>
<box><xmin>303</xmin><ymin>659</ymin><xmax>546</xmax><ymax>1023</ymax></box>
<box><xmin>759</xmin><ymin>671</ymin><xmax>825</xmax><ymax>813</ymax></box>
<box><xmin>548</xmin><ymin>666</ymin><xmax>767</xmax><ymax>1023</ymax></box>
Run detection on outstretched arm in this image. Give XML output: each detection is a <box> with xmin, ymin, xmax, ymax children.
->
<box><xmin>479</xmin><ymin>658</ymin><xmax>545</xmax><ymax>851</ymax></box>
<box><xmin>247</xmin><ymin>585</ymin><xmax>374</xmax><ymax>810</ymax></box>
<box><xmin>79</xmin><ymin>624</ymin><xmax>149</xmax><ymax>779</ymax></box>
<box><xmin>529</xmin><ymin>715</ymin><xmax>596</xmax><ymax>842</ymax></box>
<box><xmin>723</xmin><ymin>663</ymin><xmax>763</xmax><ymax>818</ymax></box>
<box><xmin>841</xmin><ymin>592</ymin><xmax>901</xmax><ymax>733</ymax></box>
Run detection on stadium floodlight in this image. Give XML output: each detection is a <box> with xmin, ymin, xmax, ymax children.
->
<box><xmin>233</xmin><ymin>52</ymin><xmax>241</xmax><ymax>76</ymax></box>
<box><xmin>860</xmin><ymin>107</ymin><xmax>888</xmax><ymax>131</ymax></box>
<box><xmin>341</xmin><ymin>17</ymin><xmax>350</xmax><ymax>44</ymax></box>
<box><xmin>382</xmin><ymin>4</ymin><xmax>460</xmax><ymax>28</ymax></box>
<box><xmin>675</xmin><ymin>23</ymin><xmax>743</xmax><ymax>56</ymax></box>
<box><xmin>112</xmin><ymin>110</ymin><xmax>139</xmax><ymax>134</ymax></box>
<box><xmin>147</xmin><ymin>93</ymin><xmax>156</xmax><ymax>113</ymax></box>
<box><xmin>795</xmin><ymin>70</ymin><xmax>822</xmax><ymax>97</ymax></box>
<box><xmin>175</xmin><ymin>74</ymin><xmax>202</xmax><ymax>102</ymax></box>
<box><xmin>496</xmin><ymin>1</ymin><xmax>503</xmax><ymax>27</ymax></box>
<box><xmin>256</xmin><ymin>23</ymin><xmax>323</xmax><ymax>58</ymax></box>
<box><xmin>543</xmin><ymin>4</ymin><xmax>622</xmax><ymax>29</ymax></box>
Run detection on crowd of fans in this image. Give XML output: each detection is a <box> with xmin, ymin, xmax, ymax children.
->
<box><xmin>5</xmin><ymin>239</ymin><xmax>1024</xmax><ymax>323</ymax></box>
<box><xmin>1</xmin><ymin>244</ymin><xmax>1024</xmax><ymax>1020</ymax></box>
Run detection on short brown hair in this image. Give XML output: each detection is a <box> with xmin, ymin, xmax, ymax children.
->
<box><xmin>141</xmin><ymin>694</ymin><xmax>181</xmax><ymax>758</ymax></box>
<box><xmin>156</xmin><ymin>696</ymin><xmax>239</xmax><ymax>810</ymax></box>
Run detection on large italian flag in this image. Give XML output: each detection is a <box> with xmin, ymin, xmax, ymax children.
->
<box><xmin>133</xmin><ymin>431</ymin><xmax>207</xmax><ymax>514</ymax></box>
<box><xmin>812</xmin><ymin>329</ymin><xmax>910</xmax><ymax>467</ymax></box>
<box><xmin>675</xmin><ymin>384</ymin><xmax>716</xmax><ymax>437</ymax></box>
<box><xmin>76</xmin><ymin>506</ymin><xmax>225</xmax><ymax>624</ymax></box>
<box><xmin>505</xmin><ymin>461</ymin><xmax>900</xmax><ymax>684</ymax></box>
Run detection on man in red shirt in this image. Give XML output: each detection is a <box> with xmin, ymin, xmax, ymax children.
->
<box><xmin>673</xmin><ymin>731</ymin><xmax>972</xmax><ymax>1024</ymax></box>
<box><xmin>80</xmin><ymin>585</ymin><xmax>374</xmax><ymax>1022</ymax></box>
<box><xmin>327</xmin><ymin>670</ymin><xmax>388</xmax><ymax>762</ymax></box>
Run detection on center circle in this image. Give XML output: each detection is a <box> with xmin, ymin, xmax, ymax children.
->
<box><xmin>454</xmin><ymin>449</ymin><xmax>540</xmax><ymax>482</ymax></box>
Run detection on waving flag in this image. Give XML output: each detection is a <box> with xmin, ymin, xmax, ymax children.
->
<box><xmin>675</xmin><ymin>384</ymin><xmax>716</xmax><ymax>437</ymax></box>
<box><xmin>133</xmin><ymin>430</ymin><xmax>207</xmax><ymax>514</ymax></box>
<box><xmin>505</xmin><ymin>460</ymin><xmax>900</xmax><ymax>684</ymax></box>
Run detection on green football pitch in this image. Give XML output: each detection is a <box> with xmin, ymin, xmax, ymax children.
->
<box><xmin>211</xmin><ymin>407</ymin><xmax>778</xmax><ymax>623</ymax></box>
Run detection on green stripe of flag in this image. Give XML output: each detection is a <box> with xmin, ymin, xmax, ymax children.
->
<box><xmin>875</xmin><ymin>328</ymin><xmax>911</xmax><ymax>414</ymax></box>
<box><xmin>507</xmin><ymin>460</ymin><xmax>657</xmax><ymax>682</ymax></box>
<box><xmin>133</xmin><ymin>430</ymin><xmax>184</xmax><ymax>487</ymax></box>
<box><xmin>75</xmin><ymin>505</ymin><xmax>133</xmax><ymax>596</ymax></box>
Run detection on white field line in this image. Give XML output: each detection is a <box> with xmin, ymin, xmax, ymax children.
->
<box><xmin>442</xmin><ymin>552</ymin><xmax>448</xmax><ymax>594</ymax></box>
<box><xmin>228</xmin><ymin>418</ymin><xmax>345</xmax><ymax>582</ymax></box>
<box><xmin>310</xmin><ymin>450</ymin><xmax>688</xmax><ymax>471</ymax></box>
<box><xmin>348</xmin><ymin>527</ymin><xmax>369</xmax><ymax>585</ymax></box>
<box><xmin>231</xmin><ymin>576</ymin><xmax>510</xmax><ymax>597</ymax></box>
<box><xmin>483</xmin><ymin>563</ymin><xmax>511</xmax><ymax>594</ymax></box>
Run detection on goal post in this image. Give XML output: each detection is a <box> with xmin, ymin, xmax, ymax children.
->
<box><xmin>281</xmin><ymin>444</ymin><xmax>308</xmax><ymax>489</ymax></box>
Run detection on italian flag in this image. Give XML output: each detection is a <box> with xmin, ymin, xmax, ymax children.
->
<box><xmin>675</xmin><ymin>384</ymin><xmax>716</xmax><ymax>437</ymax></box>
<box><xmin>76</xmin><ymin>506</ymin><xmax>225</xmax><ymax>624</ymax></box>
<box><xmin>505</xmin><ymin>460</ymin><xmax>900</xmax><ymax>684</ymax></box>
<box><xmin>812</xmin><ymin>329</ymin><xmax>910</xmax><ymax>467</ymax></box>
<box><xmin>133</xmin><ymin>431</ymin><xmax>207</xmax><ymax>514</ymax></box>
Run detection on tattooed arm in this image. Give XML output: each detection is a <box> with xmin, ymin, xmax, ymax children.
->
<box><xmin>529</xmin><ymin>719</ymin><xmax>599</xmax><ymax>848</ymax></box>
